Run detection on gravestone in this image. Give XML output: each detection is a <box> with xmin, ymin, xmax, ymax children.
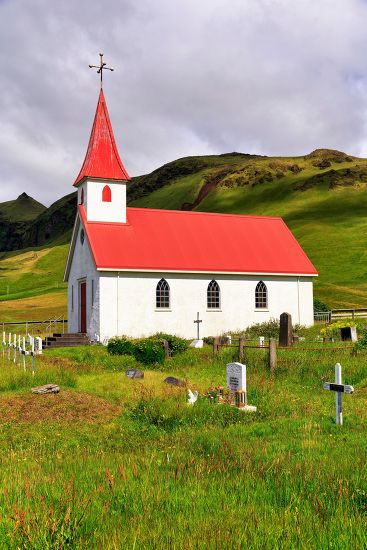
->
<box><xmin>226</xmin><ymin>362</ymin><xmax>246</xmax><ymax>392</ymax></box>
<box><xmin>125</xmin><ymin>369</ymin><xmax>144</xmax><ymax>379</ymax></box>
<box><xmin>162</xmin><ymin>339</ymin><xmax>170</xmax><ymax>358</ymax></box>
<box><xmin>340</xmin><ymin>326</ymin><xmax>357</xmax><ymax>342</ymax></box>
<box><xmin>279</xmin><ymin>312</ymin><xmax>293</xmax><ymax>347</ymax></box>
<box><xmin>34</xmin><ymin>337</ymin><xmax>43</xmax><ymax>355</ymax></box>
<box><xmin>190</xmin><ymin>339</ymin><xmax>203</xmax><ymax>348</ymax></box>
<box><xmin>164</xmin><ymin>376</ymin><xmax>186</xmax><ymax>387</ymax></box>
<box><xmin>225</xmin><ymin>362</ymin><xmax>257</xmax><ymax>412</ymax></box>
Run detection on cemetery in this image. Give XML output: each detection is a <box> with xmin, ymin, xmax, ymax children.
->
<box><xmin>0</xmin><ymin>313</ymin><xmax>366</xmax><ymax>548</ymax></box>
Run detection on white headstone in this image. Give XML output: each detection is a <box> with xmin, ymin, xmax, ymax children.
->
<box><xmin>190</xmin><ymin>339</ymin><xmax>203</xmax><ymax>348</ymax></box>
<box><xmin>226</xmin><ymin>362</ymin><xmax>246</xmax><ymax>392</ymax></box>
<box><xmin>259</xmin><ymin>336</ymin><xmax>265</xmax><ymax>347</ymax></box>
<box><xmin>35</xmin><ymin>337</ymin><xmax>43</xmax><ymax>354</ymax></box>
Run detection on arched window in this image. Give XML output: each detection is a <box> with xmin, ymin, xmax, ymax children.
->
<box><xmin>102</xmin><ymin>185</ymin><xmax>112</xmax><ymax>202</ymax></box>
<box><xmin>207</xmin><ymin>280</ymin><xmax>220</xmax><ymax>309</ymax></box>
<box><xmin>156</xmin><ymin>278</ymin><xmax>170</xmax><ymax>308</ymax></box>
<box><xmin>255</xmin><ymin>281</ymin><xmax>268</xmax><ymax>309</ymax></box>
<box><xmin>79</xmin><ymin>188</ymin><xmax>84</xmax><ymax>205</ymax></box>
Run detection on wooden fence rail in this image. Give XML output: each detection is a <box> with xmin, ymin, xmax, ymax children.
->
<box><xmin>314</xmin><ymin>308</ymin><xmax>367</xmax><ymax>322</ymax></box>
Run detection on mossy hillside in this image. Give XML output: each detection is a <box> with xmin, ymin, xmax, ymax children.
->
<box><xmin>0</xmin><ymin>192</ymin><xmax>46</xmax><ymax>222</ymax></box>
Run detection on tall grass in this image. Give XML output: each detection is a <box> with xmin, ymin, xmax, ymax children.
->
<box><xmin>0</xmin><ymin>343</ymin><xmax>366</xmax><ymax>548</ymax></box>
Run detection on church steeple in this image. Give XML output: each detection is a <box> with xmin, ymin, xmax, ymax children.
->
<box><xmin>74</xmin><ymin>88</ymin><xmax>130</xmax><ymax>186</ymax></box>
<box><xmin>74</xmin><ymin>81</ymin><xmax>130</xmax><ymax>224</ymax></box>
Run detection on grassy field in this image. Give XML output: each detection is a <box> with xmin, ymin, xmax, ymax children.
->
<box><xmin>0</xmin><ymin>243</ymin><xmax>68</xmax><ymax>321</ymax></box>
<box><xmin>0</xmin><ymin>332</ymin><xmax>366</xmax><ymax>548</ymax></box>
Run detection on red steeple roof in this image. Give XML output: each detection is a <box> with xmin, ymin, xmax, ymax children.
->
<box><xmin>74</xmin><ymin>89</ymin><xmax>130</xmax><ymax>186</ymax></box>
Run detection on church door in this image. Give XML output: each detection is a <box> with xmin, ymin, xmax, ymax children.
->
<box><xmin>79</xmin><ymin>281</ymin><xmax>87</xmax><ymax>333</ymax></box>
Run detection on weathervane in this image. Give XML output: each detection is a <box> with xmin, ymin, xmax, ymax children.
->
<box><xmin>89</xmin><ymin>53</ymin><xmax>114</xmax><ymax>87</ymax></box>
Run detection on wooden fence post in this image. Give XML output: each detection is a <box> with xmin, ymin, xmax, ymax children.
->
<box><xmin>269</xmin><ymin>338</ymin><xmax>277</xmax><ymax>374</ymax></box>
<box><xmin>213</xmin><ymin>337</ymin><xmax>220</xmax><ymax>355</ymax></box>
<box><xmin>162</xmin><ymin>339</ymin><xmax>170</xmax><ymax>359</ymax></box>
<box><xmin>238</xmin><ymin>337</ymin><xmax>245</xmax><ymax>361</ymax></box>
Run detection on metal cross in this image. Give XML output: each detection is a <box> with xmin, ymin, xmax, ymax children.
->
<box><xmin>89</xmin><ymin>53</ymin><xmax>114</xmax><ymax>87</ymax></box>
<box><xmin>194</xmin><ymin>312</ymin><xmax>202</xmax><ymax>340</ymax></box>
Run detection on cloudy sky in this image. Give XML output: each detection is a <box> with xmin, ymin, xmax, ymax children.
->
<box><xmin>1</xmin><ymin>0</ymin><xmax>367</xmax><ymax>206</ymax></box>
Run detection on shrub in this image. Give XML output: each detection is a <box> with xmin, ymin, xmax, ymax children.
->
<box><xmin>107</xmin><ymin>336</ymin><xmax>134</xmax><ymax>356</ymax></box>
<box><xmin>320</xmin><ymin>320</ymin><xmax>356</xmax><ymax>337</ymax></box>
<box><xmin>107</xmin><ymin>333</ymin><xmax>187</xmax><ymax>365</ymax></box>
<box><xmin>152</xmin><ymin>333</ymin><xmax>188</xmax><ymax>356</ymax></box>
<box><xmin>354</xmin><ymin>331</ymin><xmax>367</xmax><ymax>352</ymax></box>
<box><xmin>243</xmin><ymin>319</ymin><xmax>280</xmax><ymax>339</ymax></box>
<box><xmin>132</xmin><ymin>338</ymin><xmax>166</xmax><ymax>365</ymax></box>
<box><xmin>314</xmin><ymin>298</ymin><xmax>329</xmax><ymax>312</ymax></box>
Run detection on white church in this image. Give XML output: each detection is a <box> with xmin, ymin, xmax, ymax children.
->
<box><xmin>64</xmin><ymin>87</ymin><xmax>317</xmax><ymax>340</ymax></box>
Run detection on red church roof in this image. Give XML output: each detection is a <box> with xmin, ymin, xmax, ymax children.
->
<box><xmin>74</xmin><ymin>89</ymin><xmax>130</xmax><ymax>186</ymax></box>
<box><xmin>78</xmin><ymin>206</ymin><xmax>317</xmax><ymax>275</ymax></box>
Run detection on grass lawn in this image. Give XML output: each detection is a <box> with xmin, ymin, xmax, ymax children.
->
<box><xmin>0</xmin><ymin>338</ymin><xmax>366</xmax><ymax>548</ymax></box>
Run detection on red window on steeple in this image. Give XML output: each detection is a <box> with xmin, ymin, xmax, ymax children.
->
<box><xmin>102</xmin><ymin>185</ymin><xmax>112</xmax><ymax>202</ymax></box>
<box><xmin>79</xmin><ymin>188</ymin><xmax>84</xmax><ymax>205</ymax></box>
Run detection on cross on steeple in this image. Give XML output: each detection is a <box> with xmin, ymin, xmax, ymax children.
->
<box><xmin>89</xmin><ymin>53</ymin><xmax>114</xmax><ymax>87</ymax></box>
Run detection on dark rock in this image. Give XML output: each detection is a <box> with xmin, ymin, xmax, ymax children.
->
<box><xmin>164</xmin><ymin>376</ymin><xmax>186</xmax><ymax>387</ymax></box>
<box><xmin>125</xmin><ymin>369</ymin><xmax>144</xmax><ymax>379</ymax></box>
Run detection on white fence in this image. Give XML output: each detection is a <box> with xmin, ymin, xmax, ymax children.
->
<box><xmin>1</xmin><ymin>332</ymin><xmax>42</xmax><ymax>374</ymax></box>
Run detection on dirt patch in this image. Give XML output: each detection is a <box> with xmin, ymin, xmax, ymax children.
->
<box><xmin>0</xmin><ymin>390</ymin><xmax>121</xmax><ymax>424</ymax></box>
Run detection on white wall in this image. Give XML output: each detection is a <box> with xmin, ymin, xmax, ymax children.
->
<box><xmin>67</xmin><ymin>221</ymin><xmax>100</xmax><ymax>337</ymax></box>
<box><xmin>98</xmin><ymin>271</ymin><xmax>314</xmax><ymax>340</ymax></box>
<box><xmin>78</xmin><ymin>179</ymin><xmax>127</xmax><ymax>223</ymax></box>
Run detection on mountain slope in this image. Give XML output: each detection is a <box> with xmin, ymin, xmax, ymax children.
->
<box><xmin>1</xmin><ymin>148</ymin><xmax>367</xmax><ymax>317</ymax></box>
<box><xmin>0</xmin><ymin>192</ymin><xmax>46</xmax><ymax>222</ymax></box>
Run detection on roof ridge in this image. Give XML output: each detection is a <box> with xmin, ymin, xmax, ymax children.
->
<box><xmin>126</xmin><ymin>206</ymin><xmax>282</xmax><ymax>221</ymax></box>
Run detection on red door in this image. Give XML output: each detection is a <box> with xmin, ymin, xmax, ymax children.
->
<box><xmin>79</xmin><ymin>281</ymin><xmax>87</xmax><ymax>333</ymax></box>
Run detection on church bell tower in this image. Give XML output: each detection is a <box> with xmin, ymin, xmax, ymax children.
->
<box><xmin>74</xmin><ymin>56</ymin><xmax>130</xmax><ymax>224</ymax></box>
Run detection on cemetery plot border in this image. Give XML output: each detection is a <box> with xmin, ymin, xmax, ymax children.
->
<box><xmin>1</xmin><ymin>331</ymin><xmax>42</xmax><ymax>374</ymax></box>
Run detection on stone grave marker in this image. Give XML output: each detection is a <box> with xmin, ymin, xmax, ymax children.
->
<box><xmin>164</xmin><ymin>376</ymin><xmax>186</xmax><ymax>387</ymax></box>
<box><xmin>35</xmin><ymin>337</ymin><xmax>43</xmax><ymax>354</ymax></box>
<box><xmin>340</xmin><ymin>326</ymin><xmax>357</xmax><ymax>342</ymax></box>
<box><xmin>226</xmin><ymin>362</ymin><xmax>256</xmax><ymax>412</ymax></box>
<box><xmin>226</xmin><ymin>362</ymin><xmax>246</xmax><ymax>392</ymax></box>
<box><xmin>279</xmin><ymin>312</ymin><xmax>293</xmax><ymax>347</ymax></box>
<box><xmin>125</xmin><ymin>369</ymin><xmax>144</xmax><ymax>379</ymax></box>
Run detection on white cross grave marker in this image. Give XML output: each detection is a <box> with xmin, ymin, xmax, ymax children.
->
<box><xmin>323</xmin><ymin>363</ymin><xmax>354</xmax><ymax>425</ymax></box>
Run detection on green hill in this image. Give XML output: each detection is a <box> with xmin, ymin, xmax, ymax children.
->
<box><xmin>0</xmin><ymin>192</ymin><xmax>46</xmax><ymax>222</ymax></box>
<box><xmin>1</xmin><ymin>148</ymin><xmax>367</xmax><ymax>319</ymax></box>
<box><xmin>129</xmin><ymin>149</ymin><xmax>367</xmax><ymax>309</ymax></box>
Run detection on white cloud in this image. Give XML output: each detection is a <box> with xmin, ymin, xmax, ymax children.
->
<box><xmin>1</xmin><ymin>0</ymin><xmax>367</xmax><ymax>205</ymax></box>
